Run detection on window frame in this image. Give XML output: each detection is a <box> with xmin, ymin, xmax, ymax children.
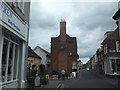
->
<box><xmin>2</xmin><ymin>36</ymin><xmax>20</xmax><ymax>83</ymax></box>
<box><xmin>116</xmin><ymin>41</ymin><xmax>119</xmax><ymax>52</ymax></box>
<box><xmin>12</xmin><ymin>0</ymin><xmax>24</xmax><ymax>13</ymax></box>
<box><xmin>16</xmin><ymin>0</ymin><xmax>24</xmax><ymax>13</ymax></box>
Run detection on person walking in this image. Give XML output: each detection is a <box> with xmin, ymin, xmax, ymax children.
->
<box><xmin>61</xmin><ymin>69</ymin><xmax>65</xmax><ymax>80</ymax></box>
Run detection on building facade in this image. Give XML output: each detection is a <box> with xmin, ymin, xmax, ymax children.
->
<box><xmin>0</xmin><ymin>0</ymin><xmax>30</xmax><ymax>89</ymax></box>
<box><xmin>87</xmin><ymin>2</ymin><xmax>120</xmax><ymax>76</ymax></box>
<box><xmin>28</xmin><ymin>46</ymin><xmax>41</xmax><ymax>71</ymax></box>
<box><xmin>96</xmin><ymin>48</ymin><xmax>104</xmax><ymax>74</ymax></box>
<box><xmin>113</xmin><ymin>1</ymin><xmax>120</xmax><ymax>75</ymax></box>
<box><xmin>34</xmin><ymin>46</ymin><xmax>51</xmax><ymax>72</ymax></box>
<box><xmin>51</xmin><ymin>20</ymin><xmax>78</xmax><ymax>75</ymax></box>
<box><xmin>102</xmin><ymin>29</ymin><xmax>120</xmax><ymax>75</ymax></box>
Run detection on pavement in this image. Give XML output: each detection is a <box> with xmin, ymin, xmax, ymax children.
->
<box><xmin>104</xmin><ymin>75</ymin><xmax>120</xmax><ymax>88</ymax></box>
<box><xmin>32</xmin><ymin>79</ymin><xmax>62</xmax><ymax>90</ymax></box>
<box><xmin>40</xmin><ymin>79</ymin><xmax>62</xmax><ymax>88</ymax></box>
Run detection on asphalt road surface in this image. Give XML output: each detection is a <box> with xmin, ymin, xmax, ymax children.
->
<box><xmin>62</xmin><ymin>69</ymin><xmax>118</xmax><ymax>88</ymax></box>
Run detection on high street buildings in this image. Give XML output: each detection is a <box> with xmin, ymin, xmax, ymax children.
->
<box><xmin>102</xmin><ymin>29</ymin><xmax>120</xmax><ymax>75</ymax></box>
<box><xmin>88</xmin><ymin>3</ymin><xmax>120</xmax><ymax>77</ymax></box>
<box><xmin>88</xmin><ymin>27</ymin><xmax>120</xmax><ymax>76</ymax></box>
<box><xmin>27</xmin><ymin>46</ymin><xmax>42</xmax><ymax>71</ymax></box>
<box><xmin>0</xmin><ymin>0</ymin><xmax>30</xmax><ymax>89</ymax></box>
<box><xmin>34</xmin><ymin>46</ymin><xmax>51</xmax><ymax>72</ymax></box>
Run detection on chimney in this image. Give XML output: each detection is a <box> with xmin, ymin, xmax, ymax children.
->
<box><xmin>60</xmin><ymin>19</ymin><xmax>66</xmax><ymax>43</ymax></box>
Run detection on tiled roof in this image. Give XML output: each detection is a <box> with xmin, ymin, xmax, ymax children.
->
<box><xmin>34</xmin><ymin>46</ymin><xmax>50</xmax><ymax>57</ymax></box>
<box><xmin>28</xmin><ymin>46</ymin><xmax>42</xmax><ymax>59</ymax></box>
<box><xmin>101</xmin><ymin>28</ymin><xmax>119</xmax><ymax>44</ymax></box>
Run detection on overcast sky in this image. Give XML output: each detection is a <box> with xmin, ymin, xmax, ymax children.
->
<box><xmin>29</xmin><ymin>0</ymin><xmax>118</xmax><ymax>64</ymax></box>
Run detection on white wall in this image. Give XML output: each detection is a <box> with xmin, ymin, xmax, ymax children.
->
<box><xmin>0</xmin><ymin>26</ymin><xmax>3</xmax><ymax>90</ymax></box>
<box><xmin>34</xmin><ymin>47</ymin><xmax>48</xmax><ymax>70</ymax></box>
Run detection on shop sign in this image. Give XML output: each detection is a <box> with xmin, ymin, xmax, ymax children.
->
<box><xmin>0</xmin><ymin>1</ymin><xmax>27</xmax><ymax>40</ymax></box>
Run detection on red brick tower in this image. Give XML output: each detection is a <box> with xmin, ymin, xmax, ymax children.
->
<box><xmin>58</xmin><ymin>19</ymin><xmax>68</xmax><ymax>72</ymax></box>
<box><xmin>51</xmin><ymin>20</ymin><xmax>78</xmax><ymax>75</ymax></box>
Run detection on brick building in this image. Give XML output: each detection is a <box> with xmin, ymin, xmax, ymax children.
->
<box><xmin>101</xmin><ymin>28</ymin><xmax>120</xmax><ymax>75</ymax></box>
<box><xmin>96</xmin><ymin>47</ymin><xmax>104</xmax><ymax>74</ymax></box>
<box><xmin>51</xmin><ymin>20</ymin><xmax>78</xmax><ymax>75</ymax></box>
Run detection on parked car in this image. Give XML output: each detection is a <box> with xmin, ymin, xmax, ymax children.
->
<box><xmin>51</xmin><ymin>75</ymin><xmax>58</xmax><ymax>79</ymax></box>
<box><xmin>86</xmin><ymin>68</ymin><xmax>90</xmax><ymax>71</ymax></box>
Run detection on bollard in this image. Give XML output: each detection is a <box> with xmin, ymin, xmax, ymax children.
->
<box><xmin>34</xmin><ymin>76</ymin><xmax>41</xmax><ymax>87</ymax></box>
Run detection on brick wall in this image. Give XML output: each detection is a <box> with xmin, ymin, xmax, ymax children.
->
<box><xmin>51</xmin><ymin>21</ymin><xmax>78</xmax><ymax>74</ymax></box>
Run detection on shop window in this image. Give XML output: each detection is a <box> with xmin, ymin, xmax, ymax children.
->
<box><xmin>2</xmin><ymin>39</ymin><xmax>8</xmax><ymax>82</ymax></box>
<box><xmin>112</xmin><ymin>59</ymin><xmax>120</xmax><ymax>74</ymax></box>
<box><xmin>116</xmin><ymin>41</ymin><xmax>119</xmax><ymax>52</ymax></box>
<box><xmin>7</xmin><ymin>42</ymin><xmax>14</xmax><ymax>81</ymax></box>
<box><xmin>13</xmin><ymin>45</ymin><xmax>19</xmax><ymax>80</ymax></box>
<box><xmin>31</xmin><ymin>60</ymin><xmax>33</xmax><ymax>63</ymax></box>
<box><xmin>116</xmin><ymin>60</ymin><xmax>120</xmax><ymax>71</ymax></box>
<box><xmin>111</xmin><ymin>60</ymin><xmax>116</xmax><ymax>74</ymax></box>
<box><xmin>2</xmin><ymin>37</ymin><xmax>19</xmax><ymax>82</ymax></box>
<box><xmin>103</xmin><ymin>44</ymin><xmax>108</xmax><ymax>54</ymax></box>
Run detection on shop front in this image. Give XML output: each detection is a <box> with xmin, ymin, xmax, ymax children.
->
<box><xmin>104</xmin><ymin>57</ymin><xmax>120</xmax><ymax>76</ymax></box>
<box><xmin>0</xmin><ymin>1</ymin><xmax>30</xmax><ymax>89</ymax></box>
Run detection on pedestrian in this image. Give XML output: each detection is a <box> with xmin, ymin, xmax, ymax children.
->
<box><xmin>58</xmin><ymin>73</ymin><xmax>60</xmax><ymax>80</ymax></box>
<box><xmin>61</xmin><ymin>69</ymin><xmax>65</xmax><ymax>80</ymax></box>
<box><xmin>76</xmin><ymin>72</ymin><xmax>77</xmax><ymax>78</ymax></box>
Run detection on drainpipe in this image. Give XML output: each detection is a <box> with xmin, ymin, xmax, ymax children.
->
<box><xmin>117</xmin><ymin>2</ymin><xmax>120</xmax><ymax>89</ymax></box>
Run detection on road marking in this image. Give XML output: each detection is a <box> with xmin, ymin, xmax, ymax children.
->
<box><xmin>61</xmin><ymin>83</ymin><xmax>64</xmax><ymax>89</ymax></box>
<box><xmin>56</xmin><ymin>83</ymin><xmax>64</xmax><ymax>90</ymax></box>
<box><xmin>56</xmin><ymin>83</ymin><xmax>62</xmax><ymax>90</ymax></box>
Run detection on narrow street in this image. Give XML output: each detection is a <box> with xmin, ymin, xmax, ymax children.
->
<box><xmin>61</xmin><ymin>69</ymin><xmax>118</xmax><ymax>88</ymax></box>
<box><xmin>1</xmin><ymin>1</ymin><xmax>120</xmax><ymax>89</ymax></box>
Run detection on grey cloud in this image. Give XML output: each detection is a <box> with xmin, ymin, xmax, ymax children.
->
<box><xmin>29</xmin><ymin>1</ymin><xmax>118</xmax><ymax>63</ymax></box>
<box><xmin>79</xmin><ymin>49</ymin><xmax>95</xmax><ymax>58</ymax></box>
<box><xmin>66</xmin><ymin>2</ymin><xmax>118</xmax><ymax>60</ymax></box>
<box><xmin>71</xmin><ymin>2</ymin><xmax>117</xmax><ymax>31</ymax></box>
<box><xmin>30</xmin><ymin>15</ymin><xmax>57</xmax><ymax>30</ymax></box>
<box><xmin>30</xmin><ymin>2</ymin><xmax>57</xmax><ymax>30</ymax></box>
<box><xmin>77</xmin><ymin>28</ymin><xmax>105</xmax><ymax>58</ymax></box>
